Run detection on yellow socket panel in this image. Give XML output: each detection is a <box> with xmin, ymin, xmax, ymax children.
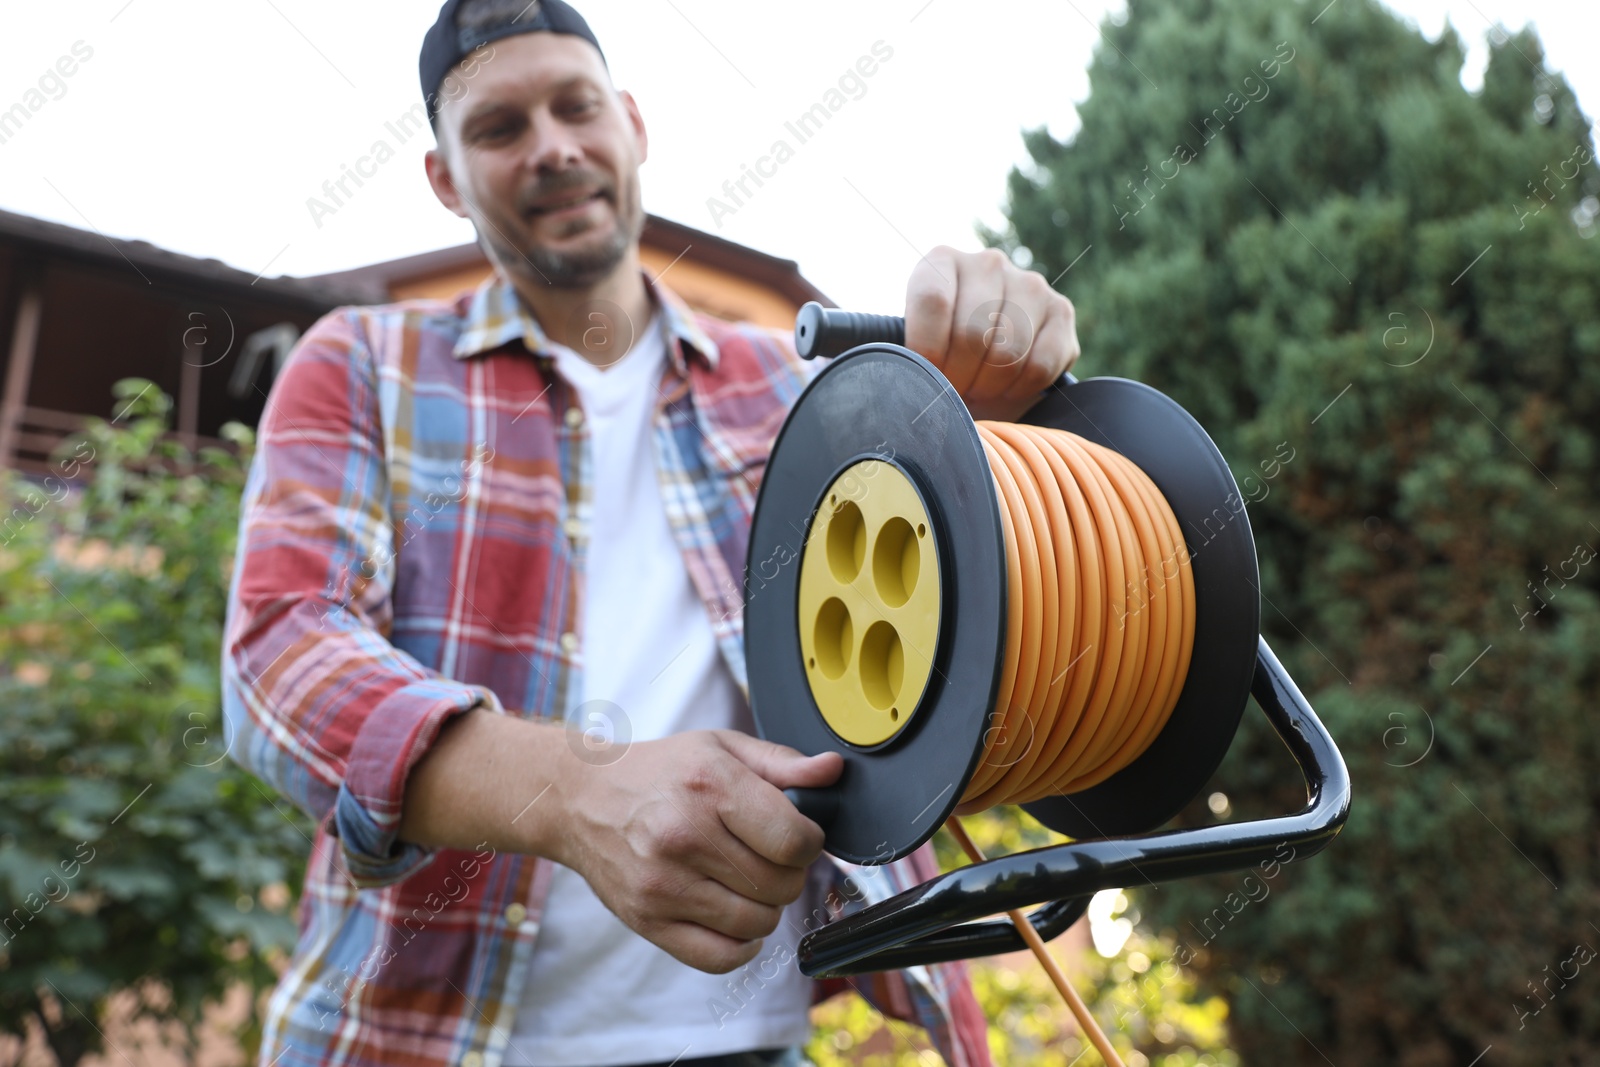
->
<box><xmin>797</xmin><ymin>459</ymin><xmax>941</xmax><ymax>746</ymax></box>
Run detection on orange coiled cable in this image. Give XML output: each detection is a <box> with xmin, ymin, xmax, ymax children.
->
<box><xmin>956</xmin><ymin>422</ymin><xmax>1197</xmax><ymax>812</ymax></box>
<box><xmin>941</xmin><ymin>423</ymin><xmax>1197</xmax><ymax>1065</ymax></box>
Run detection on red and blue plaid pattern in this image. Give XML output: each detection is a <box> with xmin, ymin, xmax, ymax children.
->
<box><xmin>222</xmin><ymin>270</ymin><xmax>991</xmax><ymax>1067</ymax></box>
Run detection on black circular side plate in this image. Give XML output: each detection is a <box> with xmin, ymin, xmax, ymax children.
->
<box><xmin>745</xmin><ymin>346</ymin><xmax>1007</xmax><ymax>864</ymax></box>
<box><xmin>1020</xmin><ymin>378</ymin><xmax>1260</xmax><ymax>839</ymax></box>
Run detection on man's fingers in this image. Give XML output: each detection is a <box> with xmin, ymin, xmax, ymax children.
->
<box><xmin>945</xmin><ymin>248</ymin><xmax>1014</xmax><ymax>398</ymax></box>
<box><xmin>721</xmin><ymin>778</ymin><xmax>827</xmax><ymax>871</ymax></box>
<box><xmin>904</xmin><ymin>245</ymin><xmax>959</xmax><ymax>374</ymax></box>
<box><xmin>678</xmin><ymin>826</ymin><xmax>810</xmax><ymax>907</ymax></box>
<box><xmin>972</xmin><ymin>270</ymin><xmax>1052</xmax><ymax>401</ymax></box>
<box><xmin>989</xmin><ymin>290</ymin><xmax>1076</xmax><ymax>413</ymax></box>
<box><xmin>1022</xmin><ymin>293</ymin><xmax>1079</xmax><ymax>388</ymax></box>
<box><xmin>654</xmin><ymin>758</ymin><xmax>814</xmax><ymax>902</ymax></box>
<box><xmin>567</xmin><ymin>731</ymin><xmax>830</xmax><ymax>978</ymax></box>
<box><xmin>712</xmin><ymin>731</ymin><xmax>838</xmax><ymax>868</ymax></box>
<box><xmin>670</xmin><ymin>877</ymin><xmax>786</xmax><ymax>943</ymax></box>
<box><xmin>907</xmin><ymin>246</ymin><xmax>1043</xmax><ymax>404</ymax></box>
<box><xmin>899</xmin><ymin>245</ymin><xmax>1081</xmax><ymax>422</ymax></box>
<box><xmin>714</xmin><ymin>729</ymin><xmax>842</xmax><ymax>791</ymax></box>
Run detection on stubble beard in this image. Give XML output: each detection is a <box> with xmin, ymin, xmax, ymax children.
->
<box><xmin>488</xmin><ymin>179</ymin><xmax>645</xmax><ymax>291</ymax></box>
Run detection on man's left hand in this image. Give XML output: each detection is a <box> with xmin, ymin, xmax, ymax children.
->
<box><xmin>903</xmin><ymin>246</ymin><xmax>1080</xmax><ymax>423</ymax></box>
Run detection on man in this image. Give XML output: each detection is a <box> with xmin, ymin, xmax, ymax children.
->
<box><xmin>222</xmin><ymin>2</ymin><xmax>1078</xmax><ymax>1066</ymax></box>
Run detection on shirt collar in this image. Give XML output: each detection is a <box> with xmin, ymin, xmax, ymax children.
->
<box><xmin>452</xmin><ymin>268</ymin><xmax>720</xmax><ymax>375</ymax></box>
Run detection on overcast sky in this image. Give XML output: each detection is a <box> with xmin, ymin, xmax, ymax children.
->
<box><xmin>1</xmin><ymin>0</ymin><xmax>1594</xmax><ymax>314</ymax></box>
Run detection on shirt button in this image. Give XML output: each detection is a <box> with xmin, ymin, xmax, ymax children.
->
<box><xmin>560</xmin><ymin>632</ymin><xmax>579</xmax><ymax>655</ymax></box>
<box><xmin>504</xmin><ymin>902</ymin><xmax>527</xmax><ymax>926</ymax></box>
<box><xmin>461</xmin><ymin>1053</ymin><xmax>483</xmax><ymax>1067</ymax></box>
<box><xmin>565</xmin><ymin>407</ymin><xmax>584</xmax><ymax>428</ymax></box>
<box><xmin>563</xmin><ymin>517</ymin><xmax>583</xmax><ymax>539</ymax></box>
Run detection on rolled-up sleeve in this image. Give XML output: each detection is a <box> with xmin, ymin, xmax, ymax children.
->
<box><xmin>221</xmin><ymin>308</ymin><xmax>499</xmax><ymax>888</ymax></box>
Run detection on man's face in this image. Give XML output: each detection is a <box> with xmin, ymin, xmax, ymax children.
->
<box><xmin>426</xmin><ymin>32</ymin><xmax>647</xmax><ymax>290</ymax></box>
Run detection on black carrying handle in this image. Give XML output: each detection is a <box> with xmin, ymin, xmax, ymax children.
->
<box><xmin>794</xmin><ymin>302</ymin><xmax>904</xmax><ymax>361</ymax></box>
<box><xmin>795</xmin><ymin>636</ymin><xmax>1352</xmax><ymax>977</ymax></box>
<box><xmin>793</xmin><ymin>301</ymin><xmax>1079</xmax><ymax>387</ymax></box>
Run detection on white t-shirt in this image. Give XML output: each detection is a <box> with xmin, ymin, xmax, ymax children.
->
<box><xmin>508</xmin><ymin>310</ymin><xmax>814</xmax><ymax>1067</ymax></box>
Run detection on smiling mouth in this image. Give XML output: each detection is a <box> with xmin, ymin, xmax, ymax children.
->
<box><xmin>527</xmin><ymin>191</ymin><xmax>606</xmax><ymax>217</ymax></box>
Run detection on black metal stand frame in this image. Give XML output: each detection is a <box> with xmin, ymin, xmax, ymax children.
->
<box><xmin>797</xmin><ymin>636</ymin><xmax>1350</xmax><ymax>978</ymax></box>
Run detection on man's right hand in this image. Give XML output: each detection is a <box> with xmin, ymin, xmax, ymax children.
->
<box><xmin>551</xmin><ymin>729</ymin><xmax>843</xmax><ymax>974</ymax></box>
<box><xmin>399</xmin><ymin>713</ymin><xmax>842</xmax><ymax>974</ymax></box>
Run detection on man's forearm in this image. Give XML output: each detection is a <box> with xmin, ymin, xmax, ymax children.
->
<box><xmin>398</xmin><ymin>709</ymin><xmax>576</xmax><ymax>862</ymax></box>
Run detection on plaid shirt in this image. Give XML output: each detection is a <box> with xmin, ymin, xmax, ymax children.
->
<box><xmin>222</xmin><ymin>269</ymin><xmax>992</xmax><ymax>1067</ymax></box>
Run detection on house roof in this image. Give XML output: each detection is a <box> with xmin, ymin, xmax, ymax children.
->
<box><xmin>0</xmin><ymin>207</ymin><xmax>370</xmax><ymax>311</ymax></box>
<box><xmin>0</xmin><ymin>207</ymin><xmax>831</xmax><ymax>313</ymax></box>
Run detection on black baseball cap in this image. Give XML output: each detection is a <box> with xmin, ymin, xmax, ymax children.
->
<box><xmin>419</xmin><ymin>0</ymin><xmax>607</xmax><ymax>122</ymax></box>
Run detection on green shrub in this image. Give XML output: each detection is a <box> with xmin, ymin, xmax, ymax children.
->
<box><xmin>0</xmin><ymin>380</ymin><xmax>310</xmax><ymax>1067</ymax></box>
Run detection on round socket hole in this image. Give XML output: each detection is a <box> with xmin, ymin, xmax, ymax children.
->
<box><xmin>813</xmin><ymin>598</ymin><xmax>852</xmax><ymax>680</ymax></box>
<box><xmin>859</xmin><ymin>621</ymin><xmax>904</xmax><ymax>710</ymax></box>
<box><xmin>872</xmin><ymin>517</ymin><xmax>920</xmax><ymax>608</ymax></box>
<box><xmin>827</xmin><ymin>500</ymin><xmax>866</xmax><ymax>583</ymax></box>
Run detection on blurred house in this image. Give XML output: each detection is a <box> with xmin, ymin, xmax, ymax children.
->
<box><xmin>0</xmin><ymin>208</ymin><xmax>830</xmax><ymax>476</ymax></box>
<box><xmin>310</xmin><ymin>213</ymin><xmax>830</xmax><ymax>326</ymax></box>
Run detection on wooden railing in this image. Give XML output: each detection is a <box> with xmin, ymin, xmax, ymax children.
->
<box><xmin>4</xmin><ymin>406</ymin><xmax>230</xmax><ymax>479</ymax></box>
